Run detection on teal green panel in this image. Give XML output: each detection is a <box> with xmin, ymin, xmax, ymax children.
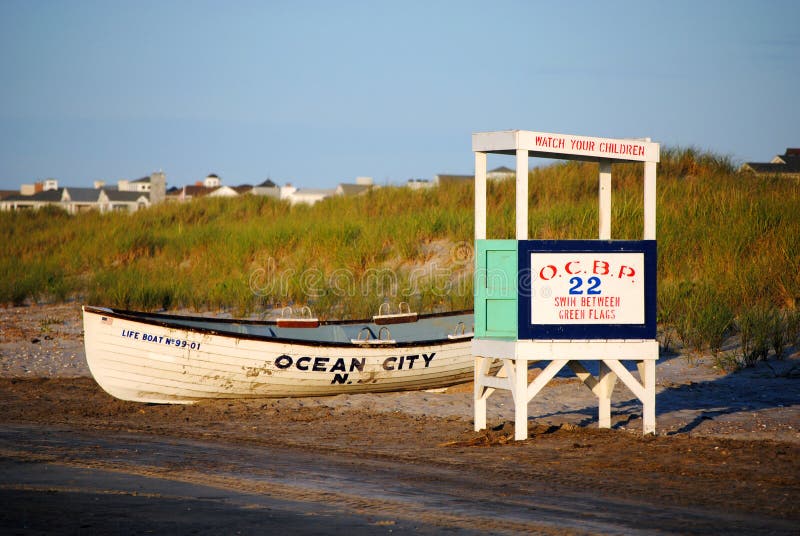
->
<box><xmin>484</xmin><ymin>250</ymin><xmax>516</xmax><ymax>295</ymax></box>
<box><xmin>475</xmin><ymin>239</ymin><xmax>518</xmax><ymax>340</ymax></box>
<box><xmin>486</xmin><ymin>299</ymin><xmax>517</xmax><ymax>337</ymax></box>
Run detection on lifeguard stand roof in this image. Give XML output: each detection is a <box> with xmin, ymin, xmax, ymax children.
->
<box><xmin>473</xmin><ymin>130</ymin><xmax>660</xmax><ymax>163</ymax></box>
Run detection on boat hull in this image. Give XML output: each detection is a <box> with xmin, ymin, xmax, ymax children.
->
<box><xmin>82</xmin><ymin>306</ymin><xmax>474</xmax><ymax>403</ymax></box>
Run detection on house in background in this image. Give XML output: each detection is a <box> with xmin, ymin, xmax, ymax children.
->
<box><xmin>117</xmin><ymin>176</ymin><xmax>152</xmax><ymax>193</ymax></box>
<box><xmin>335</xmin><ymin>176</ymin><xmax>374</xmax><ymax>197</ymax></box>
<box><xmin>487</xmin><ymin>166</ymin><xmax>515</xmax><ymax>180</ymax></box>
<box><xmin>406</xmin><ymin>178</ymin><xmax>433</xmax><ymax>190</ymax></box>
<box><xmin>434</xmin><ymin>173</ymin><xmax>473</xmax><ymax>186</ymax></box>
<box><xmin>279</xmin><ymin>183</ymin><xmax>297</xmax><ymax>200</ymax></box>
<box><xmin>0</xmin><ymin>172</ymin><xmax>164</xmax><ymax>213</ymax></box>
<box><xmin>104</xmin><ymin>190</ymin><xmax>151</xmax><ymax>212</ymax></box>
<box><xmin>433</xmin><ymin>166</ymin><xmax>515</xmax><ymax>186</ymax></box>
<box><xmin>166</xmin><ymin>173</ymin><xmax>227</xmax><ymax>202</ymax></box>
<box><xmin>285</xmin><ymin>188</ymin><xmax>336</xmax><ymax>206</ymax></box>
<box><xmin>19</xmin><ymin>178</ymin><xmax>59</xmax><ymax>196</ymax></box>
<box><xmin>61</xmin><ymin>187</ymin><xmax>105</xmax><ymax>213</ymax></box>
<box><xmin>252</xmin><ymin>179</ymin><xmax>280</xmax><ymax>198</ymax></box>
<box><xmin>0</xmin><ymin>187</ymin><xmax>66</xmax><ymax>211</ymax></box>
<box><xmin>740</xmin><ymin>148</ymin><xmax>800</xmax><ymax>178</ymax></box>
<box><xmin>208</xmin><ymin>185</ymin><xmax>241</xmax><ymax>197</ymax></box>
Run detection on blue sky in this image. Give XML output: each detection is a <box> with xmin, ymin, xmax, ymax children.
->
<box><xmin>1</xmin><ymin>0</ymin><xmax>797</xmax><ymax>190</ymax></box>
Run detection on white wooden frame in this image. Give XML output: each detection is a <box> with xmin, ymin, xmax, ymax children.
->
<box><xmin>473</xmin><ymin>130</ymin><xmax>660</xmax><ymax>440</ymax></box>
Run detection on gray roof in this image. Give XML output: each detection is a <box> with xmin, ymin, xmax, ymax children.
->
<box><xmin>294</xmin><ymin>188</ymin><xmax>335</xmax><ymax>196</ymax></box>
<box><xmin>742</xmin><ymin>148</ymin><xmax>800</xmax><ymax>175</ymax></box>
<box><xmin>2</xmin><ymin>188</ymin><xmax>65</xmax><ymax>203</ymax></box>
<box><xmin>337</xmin><ymin>183</ymin><xmax>372</xmax><ymax>196</ymax></box>
<box><xmin>64</xmin><ymin>187</ymin><xmax>102</xmax><ymax>203</ymax></box>
<box><xmin>257</xmin><ymin>179</ymin><xmax>278</xmax><ymax>188</ymax></box>
<box><xmin>436</xmin><ymin>174</ymin><xmax>473</xmax><ymax>183</ymax></box>
<box><xmin>106</xmin><ymin>190</ymin><xmax>148</xmax><ymax>202</ymax></box>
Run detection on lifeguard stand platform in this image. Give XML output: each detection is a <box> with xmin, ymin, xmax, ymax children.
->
<box><xmin>472</xmin><ymin>130</ymin><xmax>660</xmax><ymax>440</ymax></box>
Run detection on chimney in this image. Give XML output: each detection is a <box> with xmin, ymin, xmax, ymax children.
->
<box><xmin>149</xmin><ymin>171</ymin><xmax>166</xmax><ymax>205</ymax></box>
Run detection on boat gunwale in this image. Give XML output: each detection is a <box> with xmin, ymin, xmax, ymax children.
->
<box><xmin>83</xmin><ymin>305</ymin><xmax>474</xmax><ymax>349</ymax></box>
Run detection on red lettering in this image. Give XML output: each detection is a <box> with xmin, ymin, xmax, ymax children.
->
<box><xmin>570</xmin><ymin>139</ymin><xmax>596</xmax><ymax>152</ymax></box>
<box><xmin>539</xmin><ymin>265</ymin><xmax>558</xmax><ymax>280</ymax></box>
<box><xmin>593</xmin><ymin>260</ymin><xmax>610</xmax><ymax>275</ymax></box>
<box><xmin>565</xmin><ymin>260</ymin><xmax>581</xmax><ymax>274</ymax></box>
<box><xmin>618</xmin><ymin>265</ymin><xmax>636</xmax><ymax>279</ymax></box>
<box><xmin>535</xmin><ymin>136</ymin><xmax>565</xmax><ymax>149</ymax></box>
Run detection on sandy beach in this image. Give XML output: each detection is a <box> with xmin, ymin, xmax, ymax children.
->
<box><xmin>1</xmin><ymin>303</ymin><xmax>799</xmax><ymax>534</ymax></box>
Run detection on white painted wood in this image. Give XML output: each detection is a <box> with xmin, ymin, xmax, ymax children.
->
<box><xmin>514</xmin><ymin>357</ymin><xmax>530</xmax><ymax>440</ymax></box>
<box><xmin>644</xmin><ymin>160</ymin><xmax>657</xmax><ymax>240</ymax></box>
<box><xmin>566</xmin><ymin>361</ymin><xmax>598</xmax><ymax>391</ymax></box>
<box><xmin>602</xmin><ymin>359</ymin><xmax>646</xmax><ymax>401</ymax></box>
<box><xmin>596</xmin><ymin>362</ymin><xmax>617</xmax><ymax>429</ymax></box>
<box><xmin>475</xmin><ymin>151</ymin><xmax>487</xmax><ymax>240</ymax></box>
<box><xmin>473</xmin><ymin>356</ymin><xmax>487</xmax><ymax>431</ymax></box>
<box><xmin>516</xmin><ymin>149</ymin><xmax>528</xmax><ymax>240</ymax></box>
<box><xmin>525</xmin><ymin>359</ymin><xmax>568</xmax><ymax>401</ymax></box>
<box><xmin>473</xmin><ymin>130</ymin><xmax>660</xmax><ymax>163</ymax></box>
<box><xmin>639</xmin><ymin>359</ymin><xmax>656</xmax><ymax>434</ymax></box>
<box><xmin>599</xmin><ymin>161</ymin><xmax>612</xmax><ymax>240</ymax></box>
<box><xmin>480</xmin><ymin>375</ymin><xmax>513</xmax><ymax>391</ymax></box>
<box><xmin>567</xmin><ymin>360</ymin><xmax>620</xmax><ymax>428</ymax></box>
<box><xmin>473</xmin><ymin>339</ymin><xmax>659</xmax><ymax>360</ymax></box>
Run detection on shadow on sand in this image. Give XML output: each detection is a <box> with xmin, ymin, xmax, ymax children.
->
<box><xmin>525</xmin><ymin>347</ymin><xmax>799</xmax><ymax>435</ymax></box>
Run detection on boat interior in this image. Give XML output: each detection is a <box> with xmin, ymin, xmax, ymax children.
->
<box><xmin>86</xmin><ymin>307</ymin><xmax>474</xmax><ymax>346</ymax></box>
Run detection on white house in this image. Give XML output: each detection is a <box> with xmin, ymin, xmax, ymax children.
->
<box><xmin>406</xmin><ymin>178</ymin><xmax>433</xmax><ymax>190</ymax></box>
<box><xmin>207</xmin><ymin>185</ymin><xmax>240</xmax><ymax>197</ymax></box>
<box><xmin>252</xmin><ymin>179</ymin><xmax>280</xmax><ymax>198</ymax></box>
<box><xmin>117</xmin><ymin>177</ymin><xmax>152</xmax><ymax>193</ymax></box>
<box><xmin>104</xmin><ymin>190</ymin><xmax>150</xmax><ymax>212</ymax></box>
<box><xmin>487</xmin><ymin>166</ymin><xmax>515</xmax><ymax>180</ymax></box>
<box><xmin>285</xmin><ymin>188</ymin><xmax>335</xmax><ymax>206</ymax></box>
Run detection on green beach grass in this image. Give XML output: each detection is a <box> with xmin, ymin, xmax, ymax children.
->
<box><xmin>2</xmin><ymin>148</ymin><xmax>798</xmax><ymax>365</ymax></box>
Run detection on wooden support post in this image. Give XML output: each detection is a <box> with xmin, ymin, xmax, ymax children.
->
<box><xmin>474</xmin><ymin>356</ymin><xmax>487</xmax><ymax>431</ymax></box>
<box><xmin>596</xmin><ymin>361</ymin><xmax>617</xmax><ymax>428</ymax></box>
<box><xmin>516</xmin><ymin>149</ymin><xmax>528</xmax><ymax>240</ymax></box>
<box><xmin>638</xmin><ymin>360</ymin><xmax>657</xmax><ymax>434</ymax></box>
<box><xmin>599</xmin><ymin>161</ymin><xmax>612</xmax><ymax>240</ymax></box>
<box><xmin>525</xmin><ymin>359</ymin><xmax>568</xmax><ymax>400</ymax></box>
<box><xmin>475</xmin><ymin>152</ymin><xmax>487</xmax><ymax>240</ymax></box>
<box><xmin>514</xmin><ymin>357</ymin><xmax>529</xmax><ymax>440</ymax></box>
<box><xmin>644</xmin><ymin>160</ymin><xmax>656</xmax><ymax>240</ymax></box>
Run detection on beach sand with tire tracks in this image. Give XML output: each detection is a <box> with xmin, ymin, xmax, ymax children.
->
<box><xmin>1</xmin><ymin>303</ymin><xmax>798</xmax><ymax>534</ymax></box>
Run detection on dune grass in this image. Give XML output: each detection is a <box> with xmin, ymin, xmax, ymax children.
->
<box><xmin>1</xmin><ymin>148</ymin><xmax>798</xmax><ymax>363</ymax></box>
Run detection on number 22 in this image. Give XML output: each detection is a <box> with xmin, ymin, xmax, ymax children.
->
<box><xmin>569</xmin><ymin>276</ymin><xmax>601</xmax><ymax>295</ymax></box>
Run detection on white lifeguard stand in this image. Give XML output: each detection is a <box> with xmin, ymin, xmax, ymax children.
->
<box><xmin>472</xmin><ymin>130</ymin><xmax>660</xmax><ymax>440</ymax></box>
